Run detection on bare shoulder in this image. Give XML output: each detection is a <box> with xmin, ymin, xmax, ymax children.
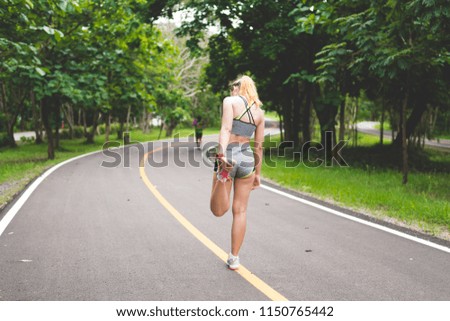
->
<box><xmin>222</xmin><ymin>96</ymin><xmax>236</xmax><ymax>111</ymax></box>
<box><xmin>223</xmin><ymin>96</ymin><xmax>232</xmax><ymax>103</ymax></box>
<box><xmin>223</xmin><ymin>96</ymin><xmax>240</xmax><ymax>104</ymax></box>
<box><xmin>255</xmin><ymin>107</ymin><xmax>265</xmax><ymax>124</ymax></box>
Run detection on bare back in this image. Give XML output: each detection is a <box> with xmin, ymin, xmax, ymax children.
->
<box><xmin>228</xmin><ymin>95</ymin><xmax>264</xmax><ymax>144</ymax></box>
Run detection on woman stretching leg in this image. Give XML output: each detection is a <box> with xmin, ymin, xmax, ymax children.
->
<box><xmin>210</xmin><ymin>75</ymin><xmax>265</xmax><ymax>270</ymax></box>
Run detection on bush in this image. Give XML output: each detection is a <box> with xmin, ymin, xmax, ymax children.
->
<box><xmin>59</xmin><ymin>126</ymin><xmax>85</xmax><ymax>139</ymax></box>
<box><xmin>59</xmin><ymin>128</ymin><xmax>71</xmax><ymax>139</ymax></box>
<box><xmin>98</xmin><ymin>123</ymin><xmax>120</xmax><ymax>135</ymax></box>
<box><xmin>0</xmin><ymin>132</ymin><xmax>10</xmax><ymax>147</ymax></box>
<box><xmin>19</xmin><ymin>136</ymin><xmax>35</xmax><ymax>144</ymax></box>
<box><xmin>97</xmin><ymin>124</ymin><xmax>106</xmax><ymax>135</ymax></box>
<box><xmin>73</xmin><ymin>126</ymin><xmax>85</xmax><ymax>138</ymax></box>
<box><xmin>0</xmin><ymin>113</ymin><xmax>6</xmax><ymax>132</ymax></box>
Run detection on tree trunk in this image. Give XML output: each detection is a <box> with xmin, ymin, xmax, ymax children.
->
<box><xmin>6</xmin><ymin>102</ymin><xmax>26</xmax><ymax>147</ymax></box>
<box><xmin>19</xmin><ymin>113</ymin><xmax>25</xmax><ymax>132</ymax></box>
<box><xmin>145</xmin><ymin>112</ymin><xmax>151</xmax><ymax>133</ymax></box>
<box><xmin>354</xmin><ymin>97</ymin><xmax>359</xmax><ymax>147</ymax></box>
<box><xmin>165</xmin><ymin>120</ymin><xmax>176</xmax><ymax>137</ymax></box>
<box><xmin>5</xmin><ymin>102</ymin><xmax>19</xmax><ymax>147</ymax></box>
<box><xmin>394</xmin><ymin>101</ymin><xmax>428</xmax><ymax>146</ymax></box>
<box><xmin>292</xmin><ymin>84</ymin><xmax>301</xmax><ymax>148</ymax></box>
<box><xmin>118</xmin><ymin>119</ymin><xmax>124</xmax><ymax>140</ymax></box>
<box><xmin>388</xmin><ymin>106</ymin><xmax>397</xmax><ymax>142</ymax></box>
<box><xmin>281</xmin><ymin>102</ymin><xmax>293</xmax><ymax>144</ymax></box>
<box><xmin>380</xmin><ymin>101</ymin><xmax>385</xmax><ymax>145</ymax></box>
<box><xmin>401</xmin><ymin>93</ymin><xmax>408</xmax><ymax>185</ymax></box>
<box><xmin>6</xmin><ymin>115</ymin><xmax>18</xmax><ymax>147</ymax></box>
<box><xmin>31</xmin><ymin>91</ymin><xmax>43</xmax><ymax>144</ymax></box>
<box><xmin>105</xmin><ymin>112</ymin><xmax>111</xmax><ymax>142</ymax></box>
<box><xmin>158</xmin><ymin>122</ymin><xmax>164</xmax><ymax>140</ymax></box>
<box><xmin>338</xmin><ymin>98</ymin><xmax>345</xmax><ymax>142</ymax></box>
<box><xmin>62</xmin><ymin>103</ymin><xmax>74</xmax><ymax>139</ymax></box>
<box><xmin>126</xmin><ymin>105</ymin><xmax>131</xmax><ymax>132</ymax></box>
<box><xmin>302</xmin><ymin>83</ymin><xmax>312</xmax><ymax>148</ymax></box>
<box><xmin>280</xmin><ymin>85</ymin><xmax>302</xmax><ymax>148</ymax></box>
<box><xmin>427</xmin><ymin>105</ymin><xmax>438</xmax><ymax>140</ymax></box>
<box><xmin>315</xmin><ymin>101</ymin><xmax>338</xmax><ymax>163</ymax></box>
<box><xmin>86</xmin><ymin>112</ymin><xmax>100</xmax><ymax>144</ymax></box>
<box><xmin>141</xmin><ymin>107</ymin><xmax>146</xmax><ymax>132</ymax></box>
<box><xmin>96</xmin><ymin>113</ymin><xmax>102</xmax><ymax>136</ymax></box>
<box><xmin>54</xmin><ymin>125</ymin><xmax>60</xmax><ymax>149</ymax></box>
<box><xmin>1</xmin><ymin>81</ymin><xmax>18</xmax><ymax>147</ymax></box>
<box><xmin>147</xmin><ymin>113</ymin><xmax>153</xmax><ymax>134</ymax></box>
<box><xmin>41</xmin><ymin>97</ymin><xmax>55</xmax><ymax>160</ymax></box>
<box><xmin>0</xmin><ymin>81</ymin><xmax>5</xmax><ymax>114</ymax></box>
<box><xmin>277</xmin><ymin>109</ymin><xmax>284</xmax><ymax>142</ymax></box>
<box><xmin>54</xmin><ymin>103</ymin><xmax>60</xmax><ymax>149</ymax></box>
<box><xmin>82</xmin><ymin>109</ymin><xmax>87</xmax><ymax>137</ymax></box>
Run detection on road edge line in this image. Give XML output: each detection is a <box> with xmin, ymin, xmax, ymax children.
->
<box><xmin>0</xmin><ymin>150</ymin><xmax>102</xmax><ymax>237</ymax></box>
<box><xmin>0</xmin><ymin>136</ymin><xmax>194</xmax><ymax>234</ymax></box>
<box><xmin>260</xmin><ymin>184</ymin><xmax>450</xmax><ymax>254</ymax></box>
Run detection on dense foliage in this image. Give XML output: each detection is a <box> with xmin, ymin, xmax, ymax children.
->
<box><xmin>177</xmin><ymin>0</ymin><xmax>449</xmax><ymax>149</ymax></box>
<box><xmin>0</xmin><ymin>0</ymin><xmax>217</xmax><ymax>157</ymax></box>
<box><xmin>1</xmin><ymin>0</ymin><xmax>448</xmax><ymax>177</ymax></box>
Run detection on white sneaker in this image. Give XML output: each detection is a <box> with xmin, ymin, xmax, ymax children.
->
<box><xmin>227</xmin><ymin>253</ymin><xmax>240</xmax><ymax>270</ymax></box>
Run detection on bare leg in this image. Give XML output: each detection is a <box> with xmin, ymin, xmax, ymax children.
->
<box><xmin>230</xmin><ymin>173</ymin><xmax>254</xmax><ymax>256</ymax></box>
<box><xmin>210</xmin><ymin>173</ymin><xmax>233</xmax><ymax>217</ymax></box>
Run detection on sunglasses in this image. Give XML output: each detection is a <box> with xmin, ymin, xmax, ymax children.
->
<box><xmin>230</xmin><ymin>82</ymin><xmax>240</xmax><ymax>90</ymax></box>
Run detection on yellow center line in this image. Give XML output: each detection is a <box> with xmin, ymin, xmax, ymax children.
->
<box><xmin>139</xmin><ymin>146</ymin><xmax>288</xmax><ymax>301</ymax></box>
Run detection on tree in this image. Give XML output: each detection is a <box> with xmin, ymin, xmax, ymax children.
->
<box><xmin>178</xmin><ymin>1</ymin><xmax>305</xmax><ymax>146</ymax></box>
<box><xmin>0</xmin><ymin>0</ymin><xmax>48</xmax><ymax>147</ymax></box>
<box><xmin>159</xmin><ymin>21</ymin><xmax>220</xmax><ymax>130</ymax></box>
<box><xmin>0</xmin><ymin>0</ymin><xmax>186</xmax><ymax>156</ymax></box>
<box><xmin>327</xmin><ymin>0</ymin><xmax>450</xmax><ymax>183</ymax></box>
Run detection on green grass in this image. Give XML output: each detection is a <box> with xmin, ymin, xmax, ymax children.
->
<box><xmin>262</xmin><ymin>133</ymin><xmax>450</xmax><ymax>238</ymax></box>
<box><xmin>264</xmin><ymin>110</ymin><xmax>279</xmax><ymax>120</ymax></box>
<box><xmin>0</xmin><ymin>126</ymin><xmax>219</xmax><ymax>208</ymax></box>
<box><xmin>374</xmin><ymin>123</ymin><xmax>392</xmax><ymax>131</ymax></box>
<box><xmin>346</xmin><ymin>132</ymin><xmax>392</xmax><ymax>146</ymax></box>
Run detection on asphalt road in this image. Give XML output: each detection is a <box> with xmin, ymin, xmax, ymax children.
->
<box><xmin>0</xmin><ymin>133</ymin><xmax>449</xmax><ymax>301</ymax></box>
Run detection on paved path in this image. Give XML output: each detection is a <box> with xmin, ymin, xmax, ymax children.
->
<box><xmin>0</xmin><ymin>131</ymin><xmax>449</xmax><ymax>300</ymax></box>
<box><xmin>357</xmin><ymin>121</ymin><xmax>450</xmax><ymax>149</ymax></box>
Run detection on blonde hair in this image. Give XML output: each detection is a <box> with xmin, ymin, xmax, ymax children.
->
<box><xmin>234</xmin><ymin>75</ymin><xmax>262</xmax><ymax>108</ymax></box>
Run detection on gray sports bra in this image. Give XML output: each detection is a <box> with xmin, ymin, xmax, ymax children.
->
<box><xmin>231</xmin><ymin>96</ymin><xmax>256</xmax><ymax>138</ymax></box>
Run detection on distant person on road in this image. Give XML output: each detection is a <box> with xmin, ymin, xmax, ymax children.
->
<box><xmin>210</xmin><ymin>75</ymin><xmax>265</xmax><ymax>270</ymax></box>
<box><xmin>193</xmin><ymin>116</ymin><xmax>204</xmax><ymax>147</ymax></box>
